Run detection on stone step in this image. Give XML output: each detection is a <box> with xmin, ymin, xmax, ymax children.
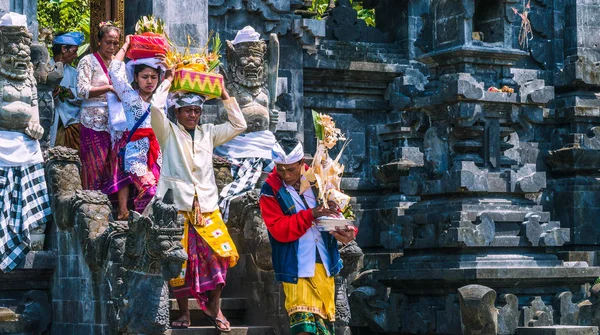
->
<box><xmin>169</xmin><ymin>298</ymin><xmax>247</xmax><ymax>312</ymax></box>
<box><xmin>166</xmin><ymin>326</ymin><xmax>276</xmax><ymax>335</ymax></box>
<box><xmin>170</xmin><ymin>298</ymin><xmax>248</xmax><ymax>326</ymax></box>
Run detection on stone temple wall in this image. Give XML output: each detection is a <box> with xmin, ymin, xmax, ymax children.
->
<box><xmin>5</xmin><ymin>0</ymin><xmax>600</xmax><ymax>334</ymax></box>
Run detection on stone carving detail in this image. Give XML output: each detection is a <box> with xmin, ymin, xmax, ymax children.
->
<box><xmin>556</xmin><ymin>291</ymin><xmax>580</xmax><ymax>326</ymax></box>
<box><xmin>458</xmin><ymin>285</ymin><xmax>498</xmax><ymax>335</ymax></box>
<box><xmin>522</xmin><ymin>297</ymin><xmax>554</xmax><ymax>327</ymax></box>
<box><xmin>31</xmin><ymin>42</ymin><xmax>60</xmax><ymax>150</ymax></box>
<box><xmin>292</xmin><ymin>18</ymin><xmax>326</xmax><ymax>54</ymax></box>
<box><xmin>335</xmin><ymin>241</ymin><xmax>363</xmax><ymax>329</ymax></box>
<box><xmin>209</xmin><ymin>0</ymin><xmax>292</xmax><ymax>35</ymax></box>
<box><xmin>0</xmin><ymin>24</ymin><xmax>44</xmax><ymax>141</ymax></box>
<box><xmin>349</xmin><ymin>270</ymin><xmax>392</xmax><ymax>332</ymax></box>
<box><xmin>524</xmin><ymin>213</ymin><xmax>569</xmax><ymax>247</ymax></box>
<box><xmin>45</xmin><ymin>147</ymin><xmax>186</xmax><ymax>334</ymax></box>
<box><xmin>224</xmin><ymin>32</ymin><xmax>280</xmax><ymax>132</ymax></box>
<box><xmin>579</xmin><ymin>284</ymin><xmax>600</xmax><ymax>326</ymax></box>
<box><xmin>119</xmin><ymin>190</ymin><xmax>187</xmax><ymax>334</ymax></box>
<box><xmin>498</xmin><ymin>294</ymin><xmax>519</xmax><ymax>335</ymax></box>
<box><xmin>21</xmin><ymin>290</ymin><xmax>52</xmax><ymax>335</ymax></box>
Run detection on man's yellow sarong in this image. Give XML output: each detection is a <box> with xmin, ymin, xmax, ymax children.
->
<box><xmin>170</xmin><ymin>208</ymin><xmax>239</xmax><ymax>287</ymax></box>
<box><xmin>282</xmin><ymin>263</ymin><xmax>336</xmax><ymax>322</ymax></box>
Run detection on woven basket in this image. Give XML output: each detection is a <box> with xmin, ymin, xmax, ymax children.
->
<box><xmin>171</xmin><ymin>69</ymin><xmax>224</xmax><ymax>99</ymax></box>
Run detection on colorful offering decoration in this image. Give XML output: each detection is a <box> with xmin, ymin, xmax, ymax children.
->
<box><xmin>166</xmin><ymin>32</ymin><xmax>223</xmax><ymax>98</ymax></box>
<box><xmin>127</xmin><ymin>15</ymin><xmax>170</xmax><ymax>60</ymax></box>
<box><xmin>302</xmin><ymin>111</ymin><xmax>355</xmax><ymax>220</ymax></box>
<box><xmin>172</xmin><ymin>69</ymin><xmax>224</xmax><ymax>99</ymax></box>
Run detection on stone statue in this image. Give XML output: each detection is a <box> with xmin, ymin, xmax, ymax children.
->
<box><xmin>224</xmin><ymin>25</ymin><xmax>280</xmax><ymax>133</ymax></box>
<box><xmin>45</xmin><ymin>147</ymin><xmax>187</xmax><ymax>334</ymax></box>
<box><xmin>119</xmin><ymin>190</ymin><xmax>187</xmax><ymax>334</ymax></box>
<box><xmin>457</xmin><ymin>285</ymin><xmax>498</xmax><ymax>335</ymax></box>
<box><xmin>215</xmin><ymin>26</ymin><xmax>281</xmax><ymax>272</ymax></box>
<box><xmin>0</xmin><ymin>13</ymin><xmax>53</xmax><ymax>273</ymax></box>
<box><xmin>0</xmin><ymin>23</ymin><xmax>43</xmax><ymax>140</ymax></box>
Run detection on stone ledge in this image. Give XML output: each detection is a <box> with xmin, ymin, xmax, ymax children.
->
<box><xmin>516</xmin><ymin>326</ymin><xmax>599</xmax><ymax>335</ymax></box>
<box><xmin>14</xmin><ymin>251</ymin><xmax>56</xmax><ymax>270</ymax></box>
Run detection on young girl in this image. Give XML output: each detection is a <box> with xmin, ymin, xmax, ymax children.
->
<box><xmin>107</xmin><ymin>35</ymin><xmax>169</xmax><ymax>213</ymax></box>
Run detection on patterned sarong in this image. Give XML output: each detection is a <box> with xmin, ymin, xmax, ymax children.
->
<box><xmin>289</xmin><ymin>312</ymin><xmax>334</xmax><ymax>335</ymax></box>
<box><xmin>130</xmin><ymin>163</ymin><xmax>159</xmax><ymax>213</ymax></box>
<box><xmin>170</xmin><ymin>199</ymin><xmax>239</xmax><ymax>287</ymax></box>
<box><xmin>283</xmin><ymin>264</ymin><xmax>336</xmax><ymax>330</ymax></box>
<box><xmin>218</xmin><ymin>157</ymin><xmax>274</xmax><ymax>222</ymax></box>
<box><xmin>55</xmin><ymin>123</ymin><xmax>81</xmax><ymax>151</ymax></box>
<box><xmin>103</xmin><ymin>131</ymin><xmax>132</xmax><ymax>195</ymax></box>
<box><xmin>79</xmin><ymin>126</ymin><xmax>112</xmax><ymax>191</ymax></box>
<box><xmin>0</xmin><ymin>164</ymin><xmax>51</xmax><ymax>272</ymax></box>
<box><xmin>170</xmin><ymin>202</ymin><xmax>239</xmax><ymax>310</ymax></box>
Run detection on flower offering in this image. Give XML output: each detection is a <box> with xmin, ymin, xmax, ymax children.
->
<box><xmin>303</xmin><ymin>110</ymin><xmax>355</xmax><ymax>220</ymax></box>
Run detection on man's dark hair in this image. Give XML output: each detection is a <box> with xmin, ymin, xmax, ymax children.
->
<box><xmin>277</xmin><ymin>137</ymin><xmax>301</xmax><ymax>155</ymax></box>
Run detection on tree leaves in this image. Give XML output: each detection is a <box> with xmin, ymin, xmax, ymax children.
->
<box><xmin>309</xmin><ymin>0</ymin><xmax>376</xmax><ymax>27</ymax></box>
<box><xmin>38</xmin><ymin>0</ymin><xmax>90</xmax><ymax>57</ymax></box>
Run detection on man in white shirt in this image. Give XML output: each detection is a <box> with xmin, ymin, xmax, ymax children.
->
<box><xmin>49</xmin><ymin>31</ymin><xmax>84</xmax><ymax>150</ymax></box>
<box><xmin>259</xmin><ymin>138</ymin><xmax>356</xmax><ymax>335</ymax></box>
<box><xmin>150</xmin><ymin>79</ymin><xmax>246</xmax><ymax>331</ymax></box>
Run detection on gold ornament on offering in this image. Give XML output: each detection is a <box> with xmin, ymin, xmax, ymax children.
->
<box><xmin>303</xmin><ymin>110</ymin><xmax>354</xmax><ymax>220</ymax></box>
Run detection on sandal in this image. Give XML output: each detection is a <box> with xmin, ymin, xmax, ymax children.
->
<box><xmin>206</xmin><ymin>314</ymin><xmax>231</xmax><ymax>333</ymax></box>
<box><xmin>171</xmin><ymin>315</ymin><xmax>190</xmax><ymax>329</ymax></box>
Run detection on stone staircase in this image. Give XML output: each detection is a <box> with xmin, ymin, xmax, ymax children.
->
<box><xmin>168</xmin><ymin>297</ymin><xmax>276</xmax><ymax>335</ymax></box>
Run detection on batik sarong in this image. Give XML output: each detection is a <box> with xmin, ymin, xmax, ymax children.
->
<box><xmin>0</xmin><ymin>164</ymin><xmax>51</xmax><ymax>272</ymax></box>
<box><xmin>283</xmin><ymin>264</ymin><xmax>336</xmax><ymax>334</ymax></box>
<box><xmin>103</xmin><ymin>131</ymin><xmax>132</xmax><ymax>195</ymax></box>
<box><xmin>79</xmin><ymin>125</ymin><xmax>111</xmax><ymax>191</ymax></box>
<box><xmin>130</xmin><ymin>162</ymin><xmax>159</xmax><ymax>213</ymax></box>
<box><xmin>171</xmin><ymin>201</ymin><xmax>239</xmax><ymax>310</ymax></box>
<box><xmin>55</xmin><ymin>123</ymin><xmax>81</xmax><ymax>151</ymax></box>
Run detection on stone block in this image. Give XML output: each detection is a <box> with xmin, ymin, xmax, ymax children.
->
<box><xmin>515</xmin><ymin>326</ymin><xmax>599</xmax><ymax>335</ymax></box>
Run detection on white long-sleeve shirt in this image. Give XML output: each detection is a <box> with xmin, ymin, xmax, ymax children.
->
<box><xmin>150</xmin><ymin>90</ymin><xmax>247</xmax><ymax>212</ymax></box>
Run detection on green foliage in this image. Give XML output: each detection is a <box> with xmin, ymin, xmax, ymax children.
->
<box><xmin>37</xmin><ymin>0</ymin><xmax>91</xmax><ymax>56</ymax></box>
<box><xmin>309</xmin><ymin>0</ymin><xmax>376</xmax><ymax>27</ymax></box>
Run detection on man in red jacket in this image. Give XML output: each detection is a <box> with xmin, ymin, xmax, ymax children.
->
<box><xmin>259</xmin><ymin>137</ymin><xmax>356</xmax><ymax>335</ymax></box>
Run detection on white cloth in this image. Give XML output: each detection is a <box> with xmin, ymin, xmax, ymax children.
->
<box><xmin>0</xmin><ymin>12</ymin><xmax>27</xmax><ymax>27</ymax></box>
<box><xmin>285</xmin><ymin>184</ymin><xmax>331</xmax><ymax>278</ymax></box>
<box><xmin>232</xmin><ymin>26</ymin><xmax>261</xmax><ymax>45</ymax></box>
<box><xmin>272</xmin><ymin>141</ymin><xmax>303</xmax><ymax>164</ymax></box>
<box><xmin>214</xmin><ymin>130</ymin><xmax>276</xmax><ymax>160</ymax></box>
<box><xmin>50</xmin><ymin>63</ymin><xmax>81</xmax><ymax>147</ymax></box>
<box><xmin>109</xmin><ymin>59</ymin><xmax>167</xmax><ymax>176</ymax></box>
<box><xmin>0</xmin><ymin>131</ymin><xmax>43</xmax><ymax>167</ymax></box>
<box><xmin>106</xmin><ymin>92</ymin><xmax>127</xmax><ymax>132</ymax></box>
<box><xmin>125</xmin><ymin>57</ymin><xmax>165</xmax><ymax>83</ymax></box>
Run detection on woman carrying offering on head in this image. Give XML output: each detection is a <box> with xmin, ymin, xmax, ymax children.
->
<box><xmin>107</xmin><ymin>35</ymin><xmax>166</xmax><ymax>213</ymax></box>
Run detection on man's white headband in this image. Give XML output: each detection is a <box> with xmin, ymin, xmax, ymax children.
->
<box><xmin>272</xmin><ymin>142</ymin><xmax>304</xmax><ymax>164</ymax></box>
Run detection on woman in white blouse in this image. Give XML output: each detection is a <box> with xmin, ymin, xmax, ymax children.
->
<box><xmin>108</xmin><ymin>35</ymin><xmax>169</xmax><ymax>213</ymax></box>
<box><xmin>77</xmin><ymin>21</ymin><xmax>131</xmax><ymax>219</ymax></box>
